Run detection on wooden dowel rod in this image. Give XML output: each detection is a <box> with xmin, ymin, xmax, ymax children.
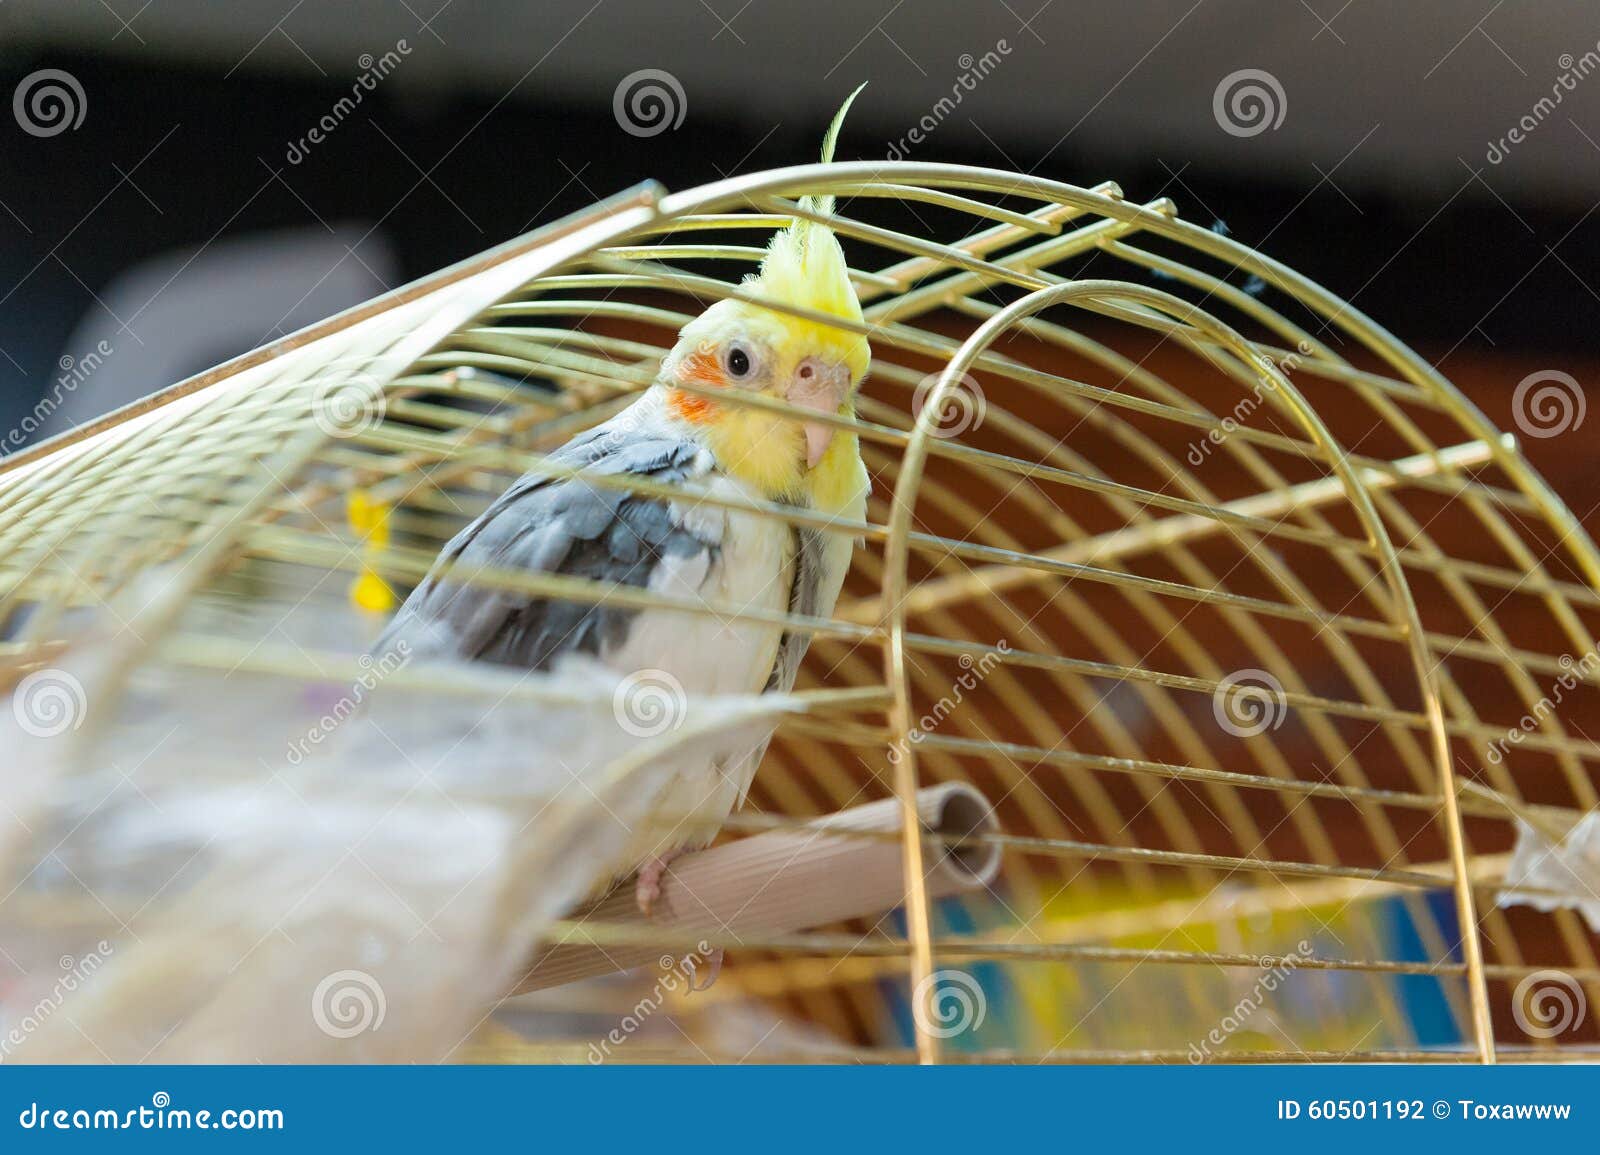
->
<box><xmin>514</xmin><ymin>783</ymin><xmax>1000</xmax><ymax>993</ymax></box>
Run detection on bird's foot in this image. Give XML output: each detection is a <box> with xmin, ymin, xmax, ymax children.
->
<box><xmin>685</xmin><ymin>947</ymin><xmax>723</xmax><ymax>993</ymax></box>
<box><xmin>634</xmin><ymin>850</ymin><xmax>683</xmax><ymax>919</ymax></box>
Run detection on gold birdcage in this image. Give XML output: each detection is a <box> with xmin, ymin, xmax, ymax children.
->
<box><xmin>4</xmin><ymin>161</ymin><xmax>1599</xmax><ymax>1064</ymax></box>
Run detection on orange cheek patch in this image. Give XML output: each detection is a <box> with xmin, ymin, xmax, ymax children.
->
<box><xmin>677</xmin><ymin>342</ymin><xmax>725</xmax><ymax>388</ymax></box>
<box><xmin>669</xmin><ymin>389</ymin><xmax>717</xmax><ymax>424</ymax></box>
<box><xmin>668</xmin><ymin>341</ymin><xmax>725</xmax><ymax>424</ymax></box>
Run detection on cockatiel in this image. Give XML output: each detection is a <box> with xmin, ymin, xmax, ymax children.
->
<box><xmin>0</xmin><ymin>92</ymin><xmax>876</xmax><ymax>1062</ymax></box>
<box><xmin>378</xmin><ymin>88</ymin><xmax>872</xmax><ymax>919</ymax></box>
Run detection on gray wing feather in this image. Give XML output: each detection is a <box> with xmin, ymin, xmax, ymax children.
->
<box><xmin>376</xmin><ymin>421</ymin><xmax>719</xmax><ymax>670</ymax></box>
<box><xmin>763</xmin><ymin>525</ymin><xmax>825</xmax><ymax>693</ymax></box>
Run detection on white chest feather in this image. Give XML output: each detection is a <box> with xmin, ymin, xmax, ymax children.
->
<box><xmin>603</xmin><ymin>473</ymin><xmax>792</xmax><ymax>697</ymax></box>
<box><xmin>577</xmin><ymin>473</ymin><xmax>794</xmax><ymax>859</ymax></box>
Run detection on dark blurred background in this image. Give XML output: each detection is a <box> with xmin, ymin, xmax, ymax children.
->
<box><xmin>1</xmin><ymin>1</ymin><xmax>1597</xmax><ymax>487</ymax></box>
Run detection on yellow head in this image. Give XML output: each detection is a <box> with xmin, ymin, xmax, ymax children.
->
<box><xmin>660</xmin><ymin>85</ymin><xmax>869</xmax><ymax>505</ymax></box>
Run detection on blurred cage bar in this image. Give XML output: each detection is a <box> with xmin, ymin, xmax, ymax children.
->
<box><xmin>4</xmin><ymin>161</ymin><xmax>1600</xmax><ymax>1063</ymax></box>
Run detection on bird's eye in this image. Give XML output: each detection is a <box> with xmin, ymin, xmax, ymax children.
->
<box><xmin>724</xmin><ymin>343</ymin><xmax>752</xmax><ymax>379</ymax></box>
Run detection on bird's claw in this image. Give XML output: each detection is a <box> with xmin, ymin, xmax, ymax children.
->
<box><xmin>636</xmin><ymin>854</ymin><xmax>720</xmax><ymax>988</ymax></box>
<box><xmin>634</xmin><ymin>851</ymin><xmax>682</xmax><ymax>919</ymax></box>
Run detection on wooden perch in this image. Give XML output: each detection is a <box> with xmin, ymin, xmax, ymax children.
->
<box><xmin>515</xmin><ymin>782</ymin><xmax>1000</xmax><ymax>993</ymax></box>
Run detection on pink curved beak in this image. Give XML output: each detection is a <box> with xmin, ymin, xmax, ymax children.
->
<box><xmin>787</xmin><ymin>358</ymin><xmax>851</xmax><ymax>469</ymax></box>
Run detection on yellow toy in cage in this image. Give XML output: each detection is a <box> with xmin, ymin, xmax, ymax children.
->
<box><xmin>3</xmin><ymin>113</ymin><xmax>1600</xmax><ymax>1064</ymax></box>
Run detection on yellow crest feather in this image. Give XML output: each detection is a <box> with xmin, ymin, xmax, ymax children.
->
<box><xmin>750</xmin><ymin>83</ymin><xmax>870</xmax><ymax>384</ymax></box>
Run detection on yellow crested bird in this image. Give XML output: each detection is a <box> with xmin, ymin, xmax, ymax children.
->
<box><xmin>378</xmin><ymin>86</ymin><xmax>872</xmax><ymax>926</ymax></box>
<box><xmin>0</xmin><ymin>89</ymin><xmax>876</xmax><ymax>1062</ymax></box>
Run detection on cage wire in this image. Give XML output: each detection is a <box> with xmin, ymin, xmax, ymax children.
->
<box><xmin>3</xmin><ymin>162</ymin><xmax>1600</xmax><ymax>1063</ymax></box>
